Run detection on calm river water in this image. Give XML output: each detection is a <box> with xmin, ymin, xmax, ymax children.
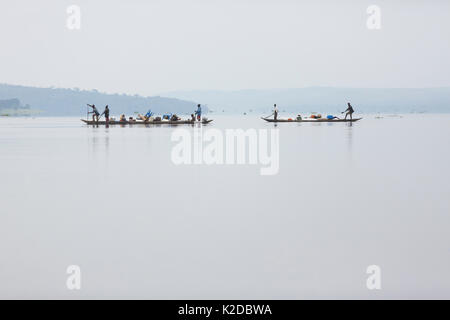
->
<box><xmin>0</xmin><ymin>114</ymin><xmax>449</xmax><ymax>299</ymax></box>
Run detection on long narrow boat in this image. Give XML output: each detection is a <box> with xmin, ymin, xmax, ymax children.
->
<box><xmin>81</xmin><ymin>119</ymin><xmax>213</xmax><ymax>125</ymax></box>
<box><xmin>261</xmin><ymin>117</ymin><xmax>362</xmax><ymax>123</ymax></box>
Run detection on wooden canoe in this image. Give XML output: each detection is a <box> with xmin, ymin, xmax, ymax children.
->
<box><xmin>261</xmin><ymin>117</ymin><xmax>362</xmax><ymax>123</ymax></box>
<box><xmin>81</xmin><ymin>119</ymin><xmax>213</xmax><ymax>125</ymax></box>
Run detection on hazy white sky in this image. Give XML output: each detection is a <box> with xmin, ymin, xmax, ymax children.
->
<box><xmin>0</xmin><ymin>0</ymin><xmax>449</xmax><ymax>96</ymax></box>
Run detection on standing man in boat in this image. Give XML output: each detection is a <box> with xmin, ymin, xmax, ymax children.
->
<box><xmin>101</xmin><ymin>105</ymin><xmax>110</xmax><ymax>124</ymax></box>
<box><xmin>342</xmin><ymin>102</ymin><xmax>355</xmax><ymax>120</ymax></box>
<box><xmin>195</xmin><ymin>104</ymin><xmax>202</xmax><ymax>121</ymax></box>
<box><xmin>273</xmin><ymin>104</ymin><xmax>278</xmax><ymax>121</ymax></box>
<box><xmin>87</xmin><ymin>104</ymin><xmax>100</xmax><ymax>122</ymax></box>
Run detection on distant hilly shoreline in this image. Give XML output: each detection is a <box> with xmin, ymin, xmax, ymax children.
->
<box><xmin>1</xmin><ymin>84</ymin><xmax>450</xmax><ymax>116</ymax></box>
<box><xmin>0</xmin><ymin>83</ymin><xmax>200</xmax><ymax>117</ymax></box>
<box><xmin>163</xmin><ymin>87</ymin><xmax>450</xmax><ymax>114</ymax></box>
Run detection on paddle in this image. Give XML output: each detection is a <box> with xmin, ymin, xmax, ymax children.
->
<box><xmin>263</xmin><ymin>112</ymin><xmax>274</xmax><ymax>119</ymax></box>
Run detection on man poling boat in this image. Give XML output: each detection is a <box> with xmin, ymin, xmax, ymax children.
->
<box><xmin>87</xmin><ymin>104</ymin><xmax>100</xmax><ymax>122</ymax></box>
<box><xmin>342</xmin><ymin>102</ymin><xmax>355</xmax><ymax>120</ymax></box>
<box><xmin>100</xmin><ymin>105</ymin><xmax>110</xmax><ymax>123</ymax></box>
<box><xmin>195</xmin><ymin>104</ymin><xmax>202</xmax><ymax>121</ymax></box>
<box><xmin>262</xmin><ymin>104</ymin><xmax>279</xmax><ymax>120</ymax></box>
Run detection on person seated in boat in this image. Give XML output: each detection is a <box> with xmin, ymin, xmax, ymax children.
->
<box><xmin>138</xmin><ymin>110</ymin><xmax>154</xmax><ymax>122</ymax></box>
<box><xmin>327</xmin><ymin>115</ymin><xmax>339</xmax><ymax>120</ymax></box>
<box><xmin>296</xmin><ymin>114</ymin><xmax>302</xmax><ymax>120</ymax></box>
<box><xmin>170</xmin><ymin>114</ymin><xmax>181</xmax><ymax>121</ymax></box>
<box><xmin>100</xmin><ymin>105</ymin><xmax>110</xmax><ymax>122</ymax></box>
<box><xmin>87</xmin><ymin>104</ymin><xmax>100</xmax><ymax>122</ymax></box>
<box><xmin>119</xmin><ymin>114</ymin><xmax>126</xmax><ymax>122</ymax></box>
<box><xmin>342</xmin><ymin>103</ymin><xmax>355</xmax><ymax>120</ymax></box>
<box><xmin>195</xmin><ymin>104</ymin><xmax>202</xmax><ymax>121</ymax></box>
<box><xmin>144</xmin><ymin>110</ymin><xmax>154</xmax><ymax>121</ymax></box>
<box><xmin>190</xmin><ymin>114</ymin><xmax>195</xmax><ymax>122</ymax></box>
<box><xmin>162</xmin><ymin>113</ymin><xmax>172</xmax><ymax>120</ymax></box>
<box><xmin>128</xmin><ymin>116</ymin><xmax>136</xmax><ymax>122</ymax></box>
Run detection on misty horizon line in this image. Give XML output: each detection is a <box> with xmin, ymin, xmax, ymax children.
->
<box><xmin>2</xmin><ymin>82</ymin><xmax>450</xmax><ymax>99</ymax></box>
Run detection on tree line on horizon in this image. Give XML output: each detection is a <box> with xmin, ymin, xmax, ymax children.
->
<box><xmin>0</xmin><ymin>84</ymin><xmax>199</xmax><ymax>117</ymax></box>
<box><xmin>1</xmin><ymin>83</ymin><xmax>450</xmax><ymax>116</ymax></box>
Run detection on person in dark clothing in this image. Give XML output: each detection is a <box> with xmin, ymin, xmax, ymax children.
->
<box><xmin>342</xmin><ymin>102</ymin><xmax>355</xmax><ymax>120</ymax></box>
<box><xmin>195</xmin><ymin>104</ymin><xmax>202</xmax><ymax>121</ymax></box>
<box><xmin>87</xmin><ymin>104</ymin><xmax>100</xmax><ymax>122</ymax></box>
<box><xmin>101</xmin><ymin>105</ymin><xmax>110</xmax><ymax>122</ymax></box>
<box><xmin>101</xmin><ymin>105</ymin><xmax>110</xmax><ymax>123</ymax></box>
<box><xmin>273</xmin><ymin>104</ymin><xmax>278</xmax><ymax>120</ymax></box>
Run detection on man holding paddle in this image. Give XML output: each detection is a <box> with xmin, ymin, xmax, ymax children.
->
<box><xmin>273</xmin><ymin>104</ymin><xmax>278</xmax><ymax>120</ymax></box>
<box><xmin>342</xmin><ymin>102</ymin><xmax>355</xmax><ymax>120</ymax></box>
<box><xmin>262</xmin><ymin>104</ymin><xmax>279</xmax><ymax>121</ymax></box>
<box><xmin>195</xmin><ymin>104</ymin><xmax>202</xmax><ymax>121</ymax></box>
<box><xmin>87</xmin><ymin>104</ymin><xmax>100</xmax><ymax>122</ymax></box>
<box><xmin>101</xmin><ymin>105</ymin><xmax>110</xmax><ymax>124</ymax></box>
